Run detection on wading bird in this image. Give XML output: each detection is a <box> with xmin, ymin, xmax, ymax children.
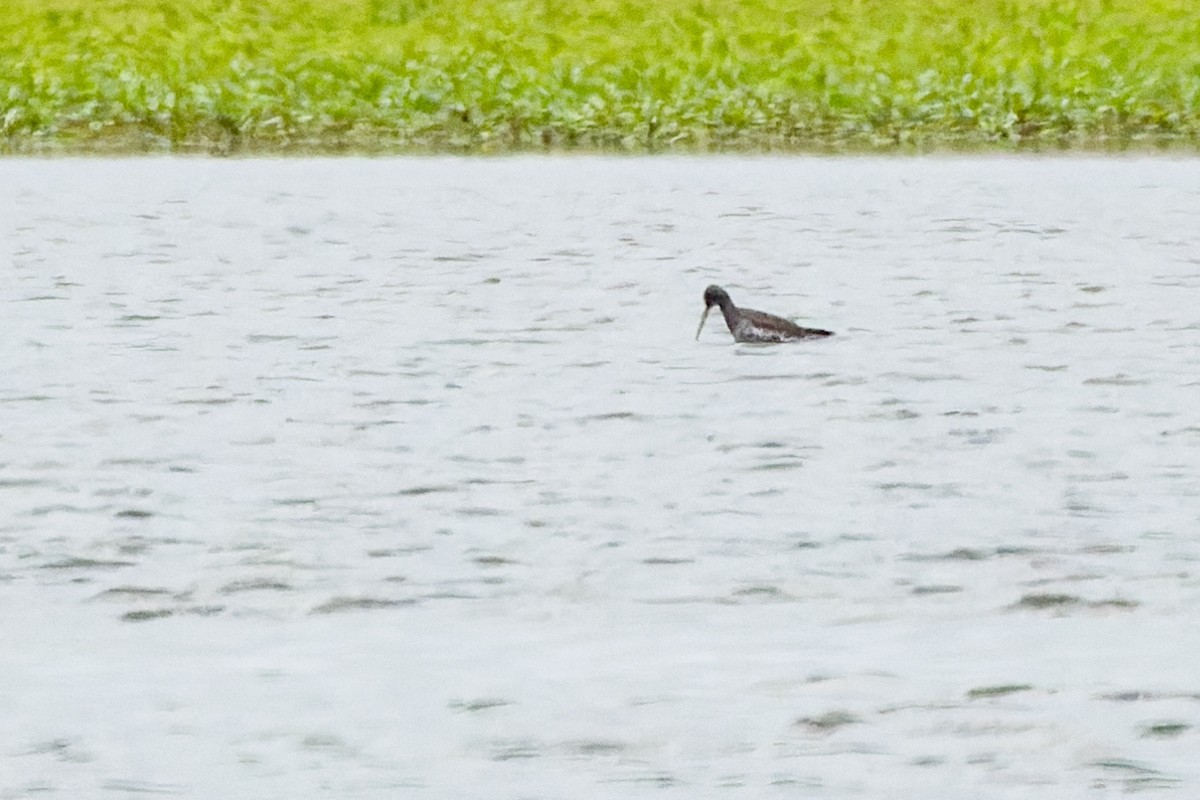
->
<box><xmin>695</xmin><ymin>285</ymin><xmax>834</xmax><ymax>343</ymax></box>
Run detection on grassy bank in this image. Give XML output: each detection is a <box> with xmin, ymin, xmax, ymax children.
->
<box><xmin>3</xmin><ymin>0</ymin><xmax>1200</xmax><ymax>153</ymax></box>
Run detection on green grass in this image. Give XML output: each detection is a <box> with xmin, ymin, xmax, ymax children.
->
<box><xmin>3</xmin><ymin>0</ymin><xmax>1200</xmax><ymax>153</ymax></box>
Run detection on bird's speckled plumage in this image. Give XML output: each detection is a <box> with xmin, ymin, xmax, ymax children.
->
<box><xmin>695</xmin><ymin>285</ymin><xmax>833</xmax><ymax>343</ymax></box>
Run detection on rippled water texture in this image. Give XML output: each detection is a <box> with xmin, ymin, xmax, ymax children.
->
<box><xmin>3</xmin><ymin>157</ymin><xmax>1200</xmax><ymax>797</ymax></box>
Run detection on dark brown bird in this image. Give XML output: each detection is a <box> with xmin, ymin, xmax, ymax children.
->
<box><xmin>695</xmin><ymin>285</ymin><xmax>834</xmax><ymax>343</ymax></box>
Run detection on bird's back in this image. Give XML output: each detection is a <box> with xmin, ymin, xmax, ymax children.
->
<box><xmin>734</xmin><ymin>307</ymin><xmax>833</xmax><ymax>343</ymax></box>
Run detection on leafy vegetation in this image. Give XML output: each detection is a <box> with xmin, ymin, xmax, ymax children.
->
<box><xmin>3</xmin><ymin>0</ymin><xmax>1200</xmax><ymax>153</ymax></box>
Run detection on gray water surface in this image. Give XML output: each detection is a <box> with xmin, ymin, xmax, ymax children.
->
<box><xmin>3</xmin><ymin>157</ymin><xmax>1200</xmax><ymax>798</ymax></box>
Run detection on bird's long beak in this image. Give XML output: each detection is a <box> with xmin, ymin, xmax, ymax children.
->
<box><xmin>695</xmin><ymin>306</ymin><xmax>711</xmax><ymax>340</ymax></box>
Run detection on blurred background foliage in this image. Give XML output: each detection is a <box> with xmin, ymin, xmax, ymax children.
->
<box><xmin>3</xmin><ymin>0</ymin><xmax>1199</xmax><ymax>152</ymax></box>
